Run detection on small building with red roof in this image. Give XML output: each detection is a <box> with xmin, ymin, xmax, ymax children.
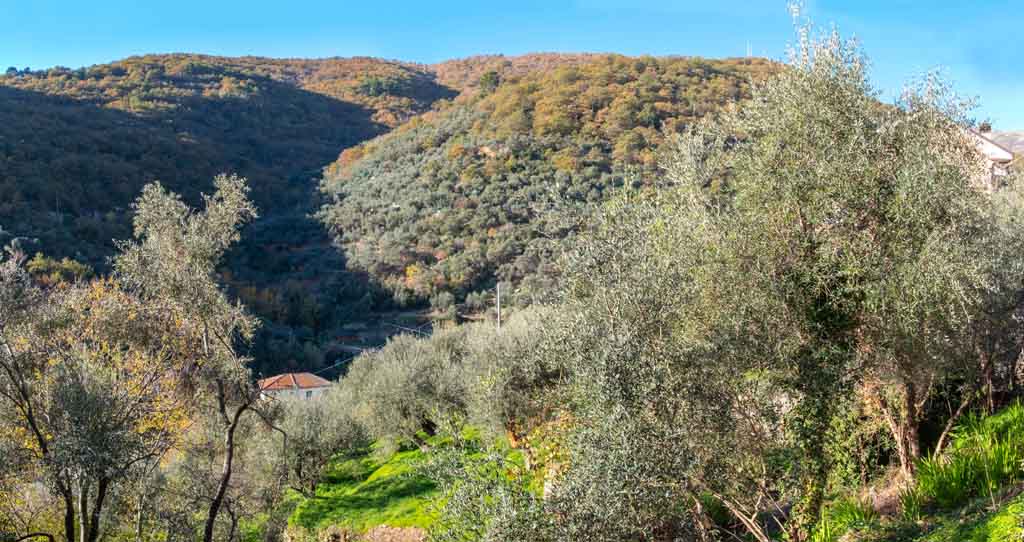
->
<box><xmin>258</xmin><ymin>372</ymin><xmax>333</xmax><ymax>401</ymax></box>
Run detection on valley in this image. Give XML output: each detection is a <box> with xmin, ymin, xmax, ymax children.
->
<box><xmin>2</xmin><ymin>9</ymin><xmax>1023</xmax><ymax>540</ymax></box>
<box><xmin>1</xmin><ymin>52</ymin><xmax>776</xmax><ymax>377</ymax></box>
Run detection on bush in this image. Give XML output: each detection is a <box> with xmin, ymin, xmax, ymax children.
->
<box><xmin>334</xmin><ymin>305</ymin><xmax>559</xmax><ymax>451</ymax></box>
<box><xmin>459</xmin><ymin>306</ymin><xmax>566</xmax><ymax>442</ymax></box>
<box><xmin>430</xmin><ymin>291</ymin><xmax>455</xmax><ymax>311</ymax></box>
<box><xmin>274</xmin><ymin>386</ymin><xmax>371</xmax><ymax>497</ymax></box>
<box><xmin>340</xmin><ymin>327</ymin><xmax>471</xmax><ymax>446</ymax></box>
<box><xmin>463</xmin><ymin>290</ymin><xmax>490</xmax><ymax>312</ymax></box>
<box><xmin>810</xmin><ymin>497</ymin><xmax>878</xmax><ymax>542</ymax></box>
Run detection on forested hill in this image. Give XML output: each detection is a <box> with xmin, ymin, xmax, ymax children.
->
<box><xmin>0</xmin><ymin>54</ymin><xmax>457</xmax><ymax>266</ymax></box>
<box><xmin>1</xmin><ymin>52</ymin><xmax>776</xmax><ymax>374</ymax></box>
<box><xmin>319</xmin><ymin>55</ymin><xmax>777</xmax><ymax>307</ymax></box>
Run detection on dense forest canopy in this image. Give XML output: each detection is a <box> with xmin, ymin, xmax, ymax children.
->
<box><xmin>319</xmin><ymin>55</ymin><xmax>777</xmax><ymax>306</ymax></box>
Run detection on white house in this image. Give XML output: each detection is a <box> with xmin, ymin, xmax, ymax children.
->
<box><xmin>258</xmin><ymin>372</ymin><xmax>332</xmax><ymax>401</ymax></box>
<box><xmin>969</xmin><ymin>129</ymin><xmax>1016</xmax><ymax>186</ymax></box>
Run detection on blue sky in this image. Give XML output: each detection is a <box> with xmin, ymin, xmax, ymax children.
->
<box><xmin>2</xmin><ymin>0</ymin><xmax>1020</xmax><ymax>127</ymax></box>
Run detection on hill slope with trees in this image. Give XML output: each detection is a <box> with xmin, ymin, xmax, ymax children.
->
<box><xmin>0</xmin><ymin>54</ymin><xmax>455</xmax><ymax>265</ymax></box>
<box><xmin>1</xmin><ymin>53</ymin><xmax>777</xmax><ymax>373</ymax></box>
<box><xmin>319</xmin><ymin>55</ymin><xmax>777</xmax><ymax>307</ymax></box>
<box><xmin>1</xmin><ymin>54</ymin><xmax>467</xmax><ymax>373</ymax></box>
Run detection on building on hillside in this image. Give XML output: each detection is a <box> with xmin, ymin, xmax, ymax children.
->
<box><xmin>970</xmin><ymin>129</ymin><xmax>1015</xmax><ymax>185</ymax></box>
<box><xmin>258</xmin><ymin>372</ymin><xmax>332</xmax><ymax>400</ymax></box>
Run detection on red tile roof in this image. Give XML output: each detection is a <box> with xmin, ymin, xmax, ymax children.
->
<box><xmin>258</xmin><ymin>372</ymin><xmax>332</xmax><ymax>391</ymax></box>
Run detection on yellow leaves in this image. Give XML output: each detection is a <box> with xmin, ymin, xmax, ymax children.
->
<box><xmin>446</xmin><ymin>143</ymin><xmax>468</xmax><ymax>160</ymax></box>
<box><xmin>404</xmin><ymin>264</ymin><xmax>427</xmax><ymax>291</ymax></box>
<box><xmin>551</xmin><ymin>149</ymin><xmax>580</xmax><ymax>173</ymax></box>
<box><xmin>9</xmin><ymin>425</ymin><xmax>40</xmax><ymax>455</ymax></box>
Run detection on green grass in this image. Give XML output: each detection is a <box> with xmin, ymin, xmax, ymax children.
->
<box><xmin>853</xmin><ymin>495</ymin><xmax>1024</xmax><ymax>542</ymax></box>
<box><xmin>289</xmin><ymin>441</ymin><xmax>442</xmax><ymax>533</ymax></box>
<box><xmin>904</xmin><ymin>403</ymin><xmax>1024</xmax><ymax>514</ymax></box>
<box><xmin>811</xmin><ymin>497</ymin><xmax>879</xmax><ymax>542</ymax></box>
<box><xmin>285</xmin><ymin>428</ymin><xmax>542</xmax><ymax>537</ymax></box>
<box><xmin>914</xmin><ymin>496</ymin><xmax>1024</xmax><ymax>542</ymax></box>
<box><xmin>820</xmin><ymin>404</ymin><xmax>1024</xmax><ymax>542</ymax></box>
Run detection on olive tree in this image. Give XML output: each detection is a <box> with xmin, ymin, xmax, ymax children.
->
<box><xmin>525</xmin><ymin>16</ymin><xmax>1024</xmax><ymax>542</ymax></box>
<box><xmin>275</xmin><ymin>386</ymin><xmax>370</xmax><ymax>497</ymax></box>
<box><xmin>0</xmin><ymin>253</ymin><xmax>189</xmax><ymax>542</ymax></box>
<box><xmin>549</xmin><ymin>188</ymin><xmax>795</xmax><ymax>542</ymax></box>
<box><xmin>341</xmin><ymin>327</ymin><xmax>470</xmax><ymax>448</ymax></box>
<box><xmin>459</xmin><ymin>306</ymin><xmax>567</xmax><ymax>445</ymax></box>
<box><xmin>114</xmin><ymin>174</ymin><xmax>262</xmax><ymax>542</ymax></box>
<box><xmin>683</xmin><ymin>34</ymin><xmax>1024</xmax><ymax>483</ymax></box>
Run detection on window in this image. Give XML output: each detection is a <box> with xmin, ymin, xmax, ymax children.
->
<box><xmin>305</xmin><ymin>390</ymin><xmax>313</xmax><ymax>400</ymax></box>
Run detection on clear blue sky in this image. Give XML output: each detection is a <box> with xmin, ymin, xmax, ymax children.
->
<box><xmin>2</xmin><ymin>0</ymin><xmax>1021</xmax><ymax>127</ymax></box>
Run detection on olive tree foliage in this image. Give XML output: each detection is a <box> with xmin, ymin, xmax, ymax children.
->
<box><xmin>273</xmin><ymin>387</ymin><xmax>370</xmax><ymax>498</ymax></box>
<box><xmin>545</xmin><ymin>189</ymin><xmax>794</xmax><ymax>542</ymax></box>
<box><xmin>458</xmin><ymin>306</ymin><xmax>567</xmax><ymax>443</ymax></box>
<box><xmin>450</xmin><ymin>17</ymin><xmax>1024</xmax><ymax>542</ymax></box>
<box><xmin>0</xmin><ymin>251</ymin><xmax>189</xmax><ymax>542</ymax></box>
<box><xmin>682</xmin><ymin>20</ymin><xmax>1024</xmax><ymax>485</ymax></box>
<box><xmin>338</xmin><ymin>306</ymin><xmax>563</xmax><ymax>452</ymax></box>
<box><xmin>113</xmin><ymin>174</ymin><xmax>262</xmax><ymax>542</ymax></box>
<box><xmin>662</xmin><ymin>11</ymin><xmax>1023</xmax><ymax>496</ymax></box>
<box><xmin>341</xmin><ymin>331</ymin><xmax>461</xmax><ymax>448</ymax></box>
<box><xmin>426</xmin><ymin>447</ymin><xmax>551</xmax><ymax>542</ymax></box>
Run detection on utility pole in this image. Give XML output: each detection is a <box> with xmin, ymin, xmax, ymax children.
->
<box><xmin>496</xmin><ymin>283</ymin><xmax>501</xmax><ymax>330</ymax></box>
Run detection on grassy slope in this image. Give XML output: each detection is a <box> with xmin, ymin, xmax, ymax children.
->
<box><xmin>848</xmin><ymin>494</ymin><xmax>1023</xmax><ymax>542</ymax></box>
<box><xmin>915</xmin><ymin>496</ymin><xmax>1023</xmax><ymax>542</ymax></box>
<box><xmin>287</xmin><ymin>407</ymin><xmax>1024</xmax><ymax>540</ymax></box>
<box><xmin>832</xmin><ymin>405</ymin><xmax>1024</xmax><ymax>542</ymax></box>
<box><xmin>286</xmin><ymin>428</ymin><xmax>539</xmax><ymax>536</ymax></box>
<box><xmin>289</xmin><ymin>443</ymin><xmax>440</xmax><ymax>533</ymax></box>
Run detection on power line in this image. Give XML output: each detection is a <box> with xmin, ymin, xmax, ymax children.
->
<box><xmin>312</xmin><ymin>352</ymin><xmax>362</xmax><ymax>376</ymax></box>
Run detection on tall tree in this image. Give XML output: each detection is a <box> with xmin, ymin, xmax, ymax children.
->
<box><xmin>543</xmin><ymin>17</ymin><xmax>1024</xmax><ymax>542</ymax></box>
<box><xmin>114</xmin><ymin>174</ymin><xmax>261</xmax><ymax>542</ymax></box>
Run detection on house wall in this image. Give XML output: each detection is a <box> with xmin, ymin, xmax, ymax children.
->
<box><xmin>263</xmin><ymin>386</ymin><xmax>330</xmax><ymax>401</ymax></box>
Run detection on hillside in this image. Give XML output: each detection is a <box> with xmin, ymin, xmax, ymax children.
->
<box><xmin>0</xmin><ymin>54</ymin><xmax>455</xmax><ymax>265</ymax></box>
<box><xmin>319</xmin><ymin>55</ymin><xmax>777</xmax><ymax>306</ymax></box>
<box><xmin>1</xmin><ymin>52</ymin><xmax>777</xmax><ymax>373</ymax></box>
<box><xmin>430</xmin><ymin>53</ymin><xmax>603</xmax><ymax>95</ymax></box>
<box><xmin>0</xmin><ymin>54</ymin><xmax>467</xmax><ymax>374</ymax></box>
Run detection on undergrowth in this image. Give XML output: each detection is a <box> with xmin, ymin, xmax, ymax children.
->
<box><xmin>902</xmin><ymin>402</ymin><xmax>1024</xmax><ymax>515</ymax></box>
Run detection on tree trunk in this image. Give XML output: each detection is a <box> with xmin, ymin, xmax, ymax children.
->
<box><xmin>203</xmin><ymin>421</ymin><xmax>237</xmax><ymax>542</ymax></box>
<box><xmin>903</xmin><ymin>381</ymin><xmax>921</xmax><ymax>468</ymax></box>
<box><xmin>61</xmin><ymin>489</ymin><xmax>75</xmax><ymax>542</ymax></box>
<box><xmin>202</xmin><ymin>384</ymin><xmax>249</xmax><ymax>542</ymax></box>
<box><xmin>77</xmin><ymin>481</ymin><xmax>89</xmax><ymax>542</ymax></box>
<box><xmin>934</xmin><ymin>393</ymin><xmax>972</xmax><ymax>456</ymax></box>
<box><xmin>226</xmin><ymin>505</ymin><xmax>239</xmax><ymax>542</ymax></box>
<box><xmin>135</xmin><ymin>492</ymin><xmax>144</xmax><ymax>542</ymax></box>
<box><xmin>85</xmin><ymin>478</ymin><xmax>108</xmax><ymax>542</ymax></box>
<box><xmin>878</xmin><ymin>380</ymin><xmax>922</xmax><ymax>479</ymax></box>
<box><xmin>983</xmin><ymin>358</ymin><xmax>995</xmax><ymax>415</ymax></box>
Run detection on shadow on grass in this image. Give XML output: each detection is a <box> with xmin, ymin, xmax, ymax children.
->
<box><xmin>291</xmin><ymin>449</ymin><xmax>438</xmax><ymax>531</ymax></box>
